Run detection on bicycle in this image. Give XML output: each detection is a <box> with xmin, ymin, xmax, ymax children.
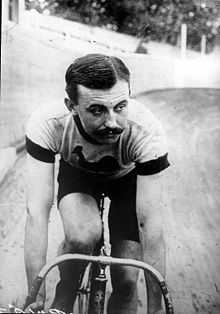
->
<box><xmin>24</xmin><ymin>194</ymin><xmax>174</xmax><ymax>314</ymax></box>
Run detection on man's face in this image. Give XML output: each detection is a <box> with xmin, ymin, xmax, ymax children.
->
<box><xmin>73</xmin><ymin>80</ymin><xmax>130</xmax><ymax>144</ymax></box>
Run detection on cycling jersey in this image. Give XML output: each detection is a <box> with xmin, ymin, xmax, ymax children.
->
<box><xmin>26</xmin><ymin>98</ymin><xmax>169</xmax><ymax>178</ymax></box>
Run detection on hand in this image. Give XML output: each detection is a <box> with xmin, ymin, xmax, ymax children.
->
<box><xmin>24</xmin><ymin>299</ymin><xmax>44</xmax><ymax>313</ymax></box>
<box><xmin>24</xmin><ymin>280</ymin><xmax>46</xmax><ymax>312</ymax></box>
<box><xmin>24</xmin><ymin>286</ymin><xmax>45</xmax><ymax>313</ymax></box>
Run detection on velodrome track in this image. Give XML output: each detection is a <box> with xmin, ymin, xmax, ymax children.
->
<box><xmin>1</xmin><ymin>25</ymin><xmax>220</xmax><ymax>314</ymax></box>
<box><xmin>137</xmin><ymin>88</ymin><xmax>220</xmax><ymax>313</ymax></box>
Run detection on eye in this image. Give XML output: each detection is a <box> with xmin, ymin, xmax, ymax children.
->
<box><xmin>114</xmin><ymin>101</ymin><xmax>127</xmax><ymax>112</ymax></box>
<box><xmin>88</xmin><ymin>105</ymin><xmax>104</xmax><ymax>116</ymax></box>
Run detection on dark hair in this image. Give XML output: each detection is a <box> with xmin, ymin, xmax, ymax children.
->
<box><xmin>65</xmin><ymin>53</ymin><xmax>130</xmax><ymax>105</ymax></box>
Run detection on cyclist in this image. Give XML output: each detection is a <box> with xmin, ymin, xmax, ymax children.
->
<box><xmin>24</xmin><ymin>53</ymin><xmax>170</xmax><ymax>314</ymax></box>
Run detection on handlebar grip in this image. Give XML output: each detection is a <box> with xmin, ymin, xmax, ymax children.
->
<box><xmin>159</xmin><ymin>281</ymin><xmax>174</xmax><ymax>314</ymax></box>
<box><xmin>23</xmin><ymin>276</ymin><xmax>43</xmax><ymax>309</ymax></box>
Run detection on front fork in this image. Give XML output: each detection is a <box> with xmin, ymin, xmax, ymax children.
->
<box><xmin>88</xmin><ymin>264</ymin><xmax>108</xmax><ymax>314</ymax></box>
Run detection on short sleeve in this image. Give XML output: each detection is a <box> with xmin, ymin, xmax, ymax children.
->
<box><xmin>25</xmin><ymin>109</ymin><xmax>58</xmax><ymax>162</ymax></box>
<box><xmin>25</xmin><ymin>136</ymin><xmax>55</xmax><ymax>163</ymax></box>
<box><xmin>135</xmin><ymin>153</ymin><xmax>170</xmax><ymax>175</ymax></box>
<box><xmin>129</xmin><ymin>106</ymin><xmax>170</xmax><ymax>175</ymax></box>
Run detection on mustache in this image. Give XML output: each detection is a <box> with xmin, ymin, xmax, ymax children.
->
<box><xmin>94</xmin><ymin>127</ymin><xmax>123</xmax><ymax>136</ymax></box>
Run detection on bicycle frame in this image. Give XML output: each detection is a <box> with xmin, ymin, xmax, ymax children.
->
<box><xmin>24</xmin><ymin>253</ymin><xmax>174</xmax><ymax>314</ymax></box>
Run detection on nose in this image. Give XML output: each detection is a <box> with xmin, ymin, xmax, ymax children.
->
<box><xmin>104</xmin><ymin>111</ymin><xmax>118</xmax><ymax>129</ymax></box>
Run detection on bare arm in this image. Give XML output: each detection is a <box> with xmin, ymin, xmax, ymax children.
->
<box><xmin>136</xmin><ymin>172</ymin><xmax>167</xmax><ymax>269</ymax></box>
<box><xmin>24</xmin><ymin>154</ymin><xmax>54</xmax><ymax>295</ymax></box>
<box><xmin>136</xmin><ymin>171</ymin><xmax>168</xmax><ymax>313</ymax></box>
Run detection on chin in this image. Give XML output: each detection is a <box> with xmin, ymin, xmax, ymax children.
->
<box><xmin>103</xmin><ymin>138</ymin><xmax>118</xmax><ymax>144</ymax></box>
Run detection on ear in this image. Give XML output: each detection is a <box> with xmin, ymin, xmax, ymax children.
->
<box><xmin>64</xmin><ymin>97</ymin><xmax>77</xmax><ymax>114</ymax></box>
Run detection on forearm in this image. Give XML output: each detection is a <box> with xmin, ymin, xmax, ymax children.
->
<box><xmin>138</xmin><ymin>211</ymin><xmax>166</xmax><ymax>275</ymax></box>
<box><xmin>136</xmin><ymin>174</ymin><xmax>166</xmax><ymax>272</ymax></box>
<box><xmin>138</xmin><ymin>211</ymin><xmax>166</xmax><ymax>313</ymax></box>
<box><xmin>136</xmin><ymin>174</ymin><xmax>167</xmax><ymax>313</ymax></box>
<box><xmin>24</xmin><ymin>210</ymin><xmax>49</xmax><ymax>292</ymax></box>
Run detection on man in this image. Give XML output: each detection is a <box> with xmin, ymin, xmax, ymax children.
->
<box><xmin>24</xmin><ymin>53</ymin><xmax>170</xmax><ymax>314</ymax></box>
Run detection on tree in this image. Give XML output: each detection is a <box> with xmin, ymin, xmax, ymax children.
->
<box><xmin>25</xmin><ymin>0</ymin><xmax>220</xmax><ymax>52</ymax></box>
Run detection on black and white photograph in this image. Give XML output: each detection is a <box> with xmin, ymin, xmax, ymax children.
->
<box><xmin>1</xmin><ymin>1</ymin><xmax>220</xmax><ymax>313</ymax></box>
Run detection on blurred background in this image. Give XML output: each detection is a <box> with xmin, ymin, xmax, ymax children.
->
<box><xmin>24</xmin><ymin>0</ymin><xmax>220</xmax><ymax>53</ymax></box>
<box><xmin>1</xmin><ymin>1</ymin><xmax>220</xmax><ymax>313</ymax></box>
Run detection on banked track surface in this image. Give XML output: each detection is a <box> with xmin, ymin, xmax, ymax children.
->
<box><xmin>136</xmin><ymin>88</ymin><xmax>220</xmax><ymax>314</ymax></box>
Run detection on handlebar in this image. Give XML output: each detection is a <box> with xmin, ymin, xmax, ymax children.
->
<box><xmin>24</xmin><ymin>253</ymin><xmax>174</xmax><ymax>314</ymax></box>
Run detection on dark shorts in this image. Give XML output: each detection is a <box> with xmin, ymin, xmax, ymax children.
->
<box><xmin>57</xmin><ymin>159</ymin><xmax>140</xmax><ymax>242</ymax></box>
